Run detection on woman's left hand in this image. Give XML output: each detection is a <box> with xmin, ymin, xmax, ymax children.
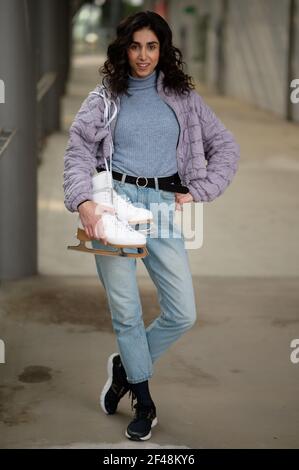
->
<box><xmin>175</xmin><ymin>192</ymin><xmax>194</xmax><ymax>211</ymax></box>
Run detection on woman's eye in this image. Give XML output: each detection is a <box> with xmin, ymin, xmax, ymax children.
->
<box><xmin>129</xmin><ymin>44</ymin><xmax>157</xmax><ymax>50</ymax></box>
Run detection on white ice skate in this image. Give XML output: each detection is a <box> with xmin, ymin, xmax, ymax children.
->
<box><xmin>92</xmin><ymin>169</ymin><xmax>153</xmax><ymax>225</ymax></box>
<box><xmin>68</xmin><ymin>210</ymin><xmax>148</xmax><ymax>258</ymax></box>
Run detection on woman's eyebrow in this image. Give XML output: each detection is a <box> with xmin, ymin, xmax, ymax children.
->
<box><xmin>131</xmin><ymin>41</ymin><xmax>159</xmax><ymax>45</ymax></box>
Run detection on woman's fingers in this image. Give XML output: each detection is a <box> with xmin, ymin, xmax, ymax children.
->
<box><xmin>175</xmin><ymin>201</ymin><xmax>183</xmax><ymax>211</ymax></box>
<box><xmin>81</xmin><ymin>214</ymin><xmax>109</xmax><ymax>244</ymax></box>
<box><xmin>93</xmin><ymin>203</ymin><xmax>115</xmax><ymax>244</ymax></box>
<box><xmin>92</xmin><ymin>205</ymin><xmax>114</xmax><ymax>243</ymax></box>
<box><xmin>175</xmin><ymin>193</ymin><xmax>184</xmax><ymax>210</ymax></box>
<box><xmin>85</xmin><ymin>226</ymin><xmax>92</xmax><ymax>239</ymax></box>
<box><xmin>95</xmin><ymin>203</ymin><xmax>115</xmax><ymax>216</ymax></box>
<box><xmin>175</xmin><ymin>192</ymin><xmax>194</xmax><ymax>207</ymax></box>
<box><xmin>94</xmin><ymin>218</ymin><xmax>108</xmax><ymax>244</ymax></box>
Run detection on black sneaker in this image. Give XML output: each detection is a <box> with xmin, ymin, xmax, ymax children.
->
<box><xmin>100</xmin><ymin>353</ymin><xmax>130</xmax><ymax>415</ymax></box>
<box><xmin>125</xmin><ymin>401</ymin><xmax>158</xmax><ymax>441</ymax></box>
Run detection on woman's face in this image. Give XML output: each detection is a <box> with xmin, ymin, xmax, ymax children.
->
<box><xmin>127</xmin><ymin>28</ymin><xmax>160</xmax><ymax>78</ymax></box>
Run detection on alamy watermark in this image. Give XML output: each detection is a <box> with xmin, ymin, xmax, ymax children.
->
<box><xmin>290</xmin><ymin>339</ymin><xmax>299</xmax><ymax>364</ymax></box>
<box><xmin>93</xmin><ymin>191</ymin><xmax>204</xmax><ymax>249</ymax></box>
<box><xmin>0</xmin><ymin>79</ymin><xmax>4</xmax><ymax>103</ymax></box>
<box><xmin>121</xmin><ymin>200</ymin><xmax>204</xmax><ymax>249</ymax></box>
<box><xmin>290</xmin><ymin>79</ymin><xmax>299</xmax><ymax>104</ymax></box>
<box><xmin>0</xmin><ymin>339</ymin><xmax>5</xmax><ymax>364</ymax></box>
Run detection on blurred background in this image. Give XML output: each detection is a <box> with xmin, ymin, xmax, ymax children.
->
<box><xmin>0</xmin><ymin>0</ymin><xmax>299</xmax><ymax>449</ymax></box>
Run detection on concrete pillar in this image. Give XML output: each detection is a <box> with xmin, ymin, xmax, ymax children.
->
<box><xmin>0</xmin><ymin>0</ymin><xmax>37</xmax><ymax>280</ymax></box>
<box><xmin>216</xmin><ymin>0</ymin><xmax>229</xmax><ymax>95</ymax></box>
<box><xmin>57</xmin><ymin>0</ymin><xmax>72</xmax><ymax>97</ymax></box>
<box><xmin>286</xmin><ymin>0</ymin><xmax>297</xmax><ymax>121</ymax></box>
<box><xmin>38</xmin><ymin>0</ymin><xmax>61</xmax><ymax>134</ymax></box>
<box><xmin>27</xmin><ymin>0</ymin><xmax>44</xmax><ymax>159</ymax></box>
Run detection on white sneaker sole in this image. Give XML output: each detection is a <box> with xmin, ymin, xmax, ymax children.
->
<box><xmin>100</xmin><ymin>352</ymin><xmax>118</xmax><ymax>415</ymax></box>
<box><xmin>125</xmin><ymin>417</ymin><xmax>158</xmax><ymax>441</ymax></box>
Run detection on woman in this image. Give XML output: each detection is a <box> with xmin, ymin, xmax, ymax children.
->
<box><xmin>63</xmin><ymin>11</ymin><xmax>240</xmax><ymax>441</ymax></box>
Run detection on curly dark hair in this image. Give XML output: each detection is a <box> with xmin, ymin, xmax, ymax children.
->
<box><xmin>99</xmin><ymin>10</ymin><xmax>195</xmax><ymax>98</ymax></box>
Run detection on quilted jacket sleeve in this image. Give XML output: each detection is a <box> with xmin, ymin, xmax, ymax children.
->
<box><xmin>63</xmin><ymin>95</ymin><xmax>99</xmax><ymax>213</ymax></box>
<box><xmin>187</xmin><ymin>91</ymin><xmax>240</xmax><ymax>203</ymax></box>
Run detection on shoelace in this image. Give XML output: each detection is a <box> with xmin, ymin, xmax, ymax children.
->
<box><xmin>115</xmin><ymin>218</ymin><xmax>157</xmax><ymax>236</ymax></box>
<box><xmin>112</xmin><ymin>194</ymin><xmax>155</xmax><ymax>233</ymax></box>
<box><xmin>115</xmin><ymin>195</ymin><xmax>156</xmax><ymax>234</ymax></box>
<box><xmin>111</xmin><ymin>382</ymin><xmax>129</xmax><ymax>398</ymax></box>
<box><xmin>90</xmin><ymin>84</ymin><xmax>116</xmax><ymax>177</ymax></box>
<box><xmin>114</xmin><ymin>193</ymin><xmax>132</xmax><ymax>205</ymax></box>
<box><xmin>109</xmin><ymin>215</ymin><xmax>142</xmax><ymax>234</ymax></box>
<box><xmin>137</xmin><ymin>225</ymin><xmax>157</xmax><ymax>235</ymax></box>
<box><xmin>128</xmin><ymin>389</ymin><xmax>138</xmax><ymax>411</ymax></box>
<box><xmin>128</xmin><ymin>389</ymin><xmax>155</xmax><ymax>417</ymax></box>
<box><xmin>93</xmin><ymin>190</ymin><xmax>113</xmax><ymax>205</ymax></box>
<box><xmin>132</xmin><ymin>402</ymin><xmax>155</xmax><ymax>421</ymax></box>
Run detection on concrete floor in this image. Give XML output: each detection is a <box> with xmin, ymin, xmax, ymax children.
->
<box><xmin>0</xmin><ymin>52</ymin><xmax>299</xmax><ymax>448</ymax></box>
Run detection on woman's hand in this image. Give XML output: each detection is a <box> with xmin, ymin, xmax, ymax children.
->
<box><xmin>78</xmin><ymin>201</ymin><xmax>115</xmax><ymax>245</ymax></box>
<box><xmin>175</xmin><ymin>192</ymin><xmax>194</xmax><ymax>211</ymax></box>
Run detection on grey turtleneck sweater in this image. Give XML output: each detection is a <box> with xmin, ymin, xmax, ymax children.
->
<box><xmin>111</xmin><ymin>69</ymin><xmax>179</xmax><ymax>178</ymax></box>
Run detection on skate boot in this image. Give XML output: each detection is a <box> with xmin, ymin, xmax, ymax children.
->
<box><xmin>92</xmin><ymin>170</ymin><xmax>153</xmax><ymax>225</ymax></box>
<box><xmin>68</xmin><ymin>210</ymin><xmax>148</xmax><ymax>258</ymax></box>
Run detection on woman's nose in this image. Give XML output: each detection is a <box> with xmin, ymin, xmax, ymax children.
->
<box><xmin>139</xmin><ymin>48</ymin><xmax>147</xmax><ymax>60</ymax></box>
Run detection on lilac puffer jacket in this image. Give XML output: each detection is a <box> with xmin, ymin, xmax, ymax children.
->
<box><xmin>63</xmin><ymin>69</ymin><xmax>240</xmax><ymax>213</ymax></box>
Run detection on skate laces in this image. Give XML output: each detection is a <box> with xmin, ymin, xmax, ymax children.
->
<box><xmin>136</xmin><ymin>223</ymin><xmax>158</xmax><ymax>236</ymax></box>
<box><xmin>116</xmin><ymin>215</ymin><xmax>157</xmax><ymax>236</ymax></box>
<box><xmin>137</xmin><ymin>226</ymin><xmax>156</xmax><ymax>235</ymax></box>
<box><xmin>133</xmin><ymin>402</ymin><xmax>155</xmax><ymax>420</ymax></box>
<box><xmin>128</xmin><ymin>390</ymin><xmax>155</xmax><ymax>418</ymax></box>
<box><xmin>114</xmin><ymin>193</ymin><xmax>132</xmax><ymax>205</ymax></box>
<box><xmin>104</xmin><ymin>212</ymin><xmax>152</xmax><ymax>236</ymax></box>
<box><xmin>129</xmin><ymin>389</ymin><xmax>138</xmax><ymax>411</ymax></box>
<box><xmin>93</xmin><ymin>189</ymin><xmax>112</xmax><ymax>205</ymax></box>
<box><xmin>121</xmin><ymin>221</ymin><xmax>137</xmax><ymax>233</ymax></box>
<box><xmin>113</xmin><ymin>215</ymin><xmax>138</xmax><ymax>232</ymax></box>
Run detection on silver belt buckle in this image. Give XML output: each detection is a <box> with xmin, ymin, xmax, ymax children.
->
<box><xmin>136</xmin><ymin>176</ymin><xmax>148</xmax><ymax>188</ymax></box>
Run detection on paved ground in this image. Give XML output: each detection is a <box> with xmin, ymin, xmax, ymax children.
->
<box><xmin>0</xmin><ymin>52</ymin><xmax>299</xmax><ymax>449</ymax></box>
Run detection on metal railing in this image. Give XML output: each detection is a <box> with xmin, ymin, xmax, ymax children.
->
<box><xmin>0</xmin><ymin>128</ymin><xmax>17</xmax><ymax>158</ymax></box>
<box><xmin>37</xmin><ymin>72</ymin><xmax>57</xmax><ymax>102</ymax></box>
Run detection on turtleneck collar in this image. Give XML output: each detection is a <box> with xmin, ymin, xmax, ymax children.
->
<box><xmin>128</xmin><ymin>69</ymin><xmax>157</xmax><ymax>91</ymax></box>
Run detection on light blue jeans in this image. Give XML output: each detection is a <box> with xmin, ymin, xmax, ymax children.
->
<box><xmin>91</xmin><ymin>179</ymin><xmax>197</xmax><ymax>384</ymax></box>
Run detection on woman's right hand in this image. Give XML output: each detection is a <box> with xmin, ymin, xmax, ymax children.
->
<box><xmin>78</xmin><ymin>201</ymin><xmax>115</xmax><ymax>245</ymax></box>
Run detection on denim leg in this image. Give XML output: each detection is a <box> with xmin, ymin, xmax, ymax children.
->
<box><xmin>91</xmin><ymin>239</ymin><xmax>153</xmax><ymax>384</ymax></box>
<box><xmin>142</xmin><ymin>235</ymin><xmax>197</xmax><ymax>364</ymax></box>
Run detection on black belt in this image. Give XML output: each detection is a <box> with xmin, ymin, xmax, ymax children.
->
<box><xmin>96</xmin><ymin>168</ymin><xmax>189</xmax><ymax>194</ymax></box>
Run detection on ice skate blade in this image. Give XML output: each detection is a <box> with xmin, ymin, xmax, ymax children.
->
<box><xmin>67</xmin><ymin>241</ymin><xmax>148</xmax><ymax>258</ymax></box>
<box><xmin>67</xmin><ymin>229</ymin><xmax>148</xmax><ymax>258</ymax></box>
